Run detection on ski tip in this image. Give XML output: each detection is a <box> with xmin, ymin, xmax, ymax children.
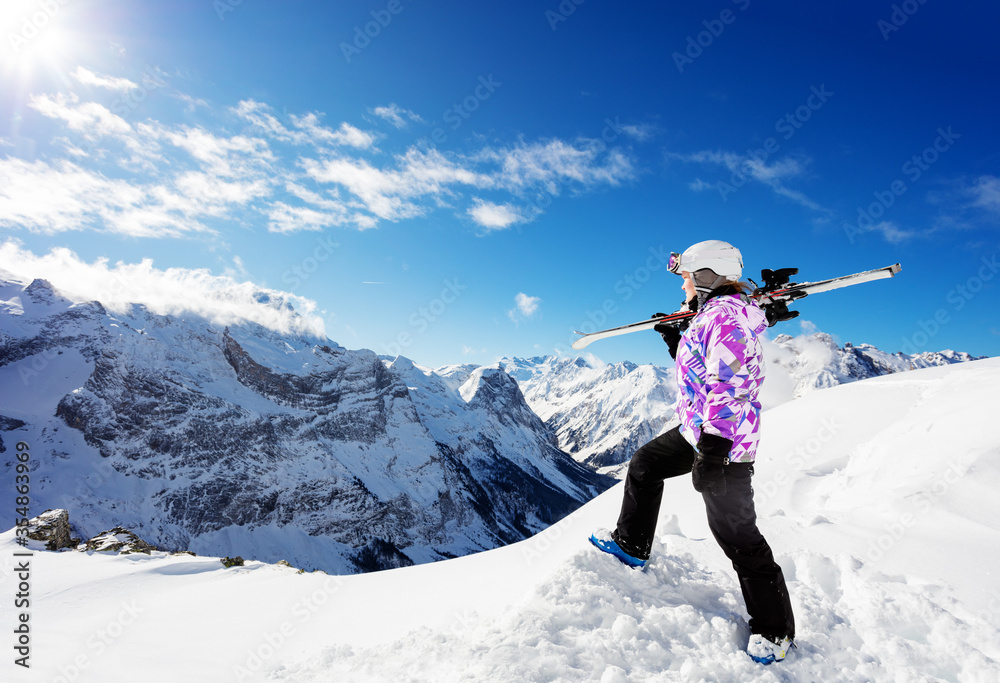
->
<box><xmin>571</xmin><ymin>336</ymin><xmax>592</xmax><ymax>350</ymax></box>
<box><xmin>890</xmin><ymin>262</ymin><xmax>902</xmax><ymax>274</ymax></box>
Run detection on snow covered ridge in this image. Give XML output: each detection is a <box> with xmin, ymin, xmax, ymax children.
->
<box><xmin>2</xmin><ymin>358</ymin><xmax>998</xmax><ymax>682</ymax></box>
<box><xmin>498</xmin><ymin>336</ymin><xmax>982</xmax><ymax>474</ymax></box>
<box><xmin>0</xmin><ymin>277</ymin><xmax>610</xmax><ymax>574</ymax></box>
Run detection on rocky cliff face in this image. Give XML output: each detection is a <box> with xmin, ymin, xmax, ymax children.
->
<box><xmin>0</xmin><ymin>277</ymin><xmax>610</xmax><ymax>573</ymax></box>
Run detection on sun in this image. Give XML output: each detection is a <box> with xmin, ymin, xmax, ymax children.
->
<box><xmin>1</xmin><ymin>0</ymin><xmax>84</xmax><ymax>81</ymax></box>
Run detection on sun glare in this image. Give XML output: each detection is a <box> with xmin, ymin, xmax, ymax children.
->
<box><xmin>2</xmin><ymin>0</ymin><xmax>83</xmax><ymax>80</ymax></box>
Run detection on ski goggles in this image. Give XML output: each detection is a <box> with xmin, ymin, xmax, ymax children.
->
<box><xmin>667</xmin><ymin>252</ymin><xmax>683</xmax><ymax>274</ymax></box>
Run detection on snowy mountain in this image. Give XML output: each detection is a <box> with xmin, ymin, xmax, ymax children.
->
<box><xmin>502</xmin><ymin>356</ymin><xmax>678</xmax><ymax>471</ymax></box>
<box><xmin>4</xmin><ymin>358</ymin><xmax>999</xmax><ymax>682</ymax></box>
<box><xmin>0</xmin><ymin>276</ymin><xmax>609</xmax><ymax>573</ymax></box>
<box><xmin>501</xmin><ymin>335</ymin><xmax>981</xmax><ymax>475</ymax></box>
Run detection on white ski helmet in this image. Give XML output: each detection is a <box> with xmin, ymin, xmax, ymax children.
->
<box><xmin>668</xmin><ymin>239</ymin><xmax>743</xmax><ymax>281</ymax></box>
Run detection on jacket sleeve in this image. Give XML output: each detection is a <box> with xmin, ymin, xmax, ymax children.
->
<box><xmin>698</xmin><ymin>313</ymin><xmax>753</xmax><ymax>443</ymax></box>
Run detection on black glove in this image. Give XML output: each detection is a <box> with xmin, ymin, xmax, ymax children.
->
<box><xmin>652</xmin><ymin>312</ymin><xmax>683</xmax><ymax>359</ymax></box>
<box><xmin>692</xmin><ymin>432</ymin><xmax>732</xmax><ymax>496</ymax></box>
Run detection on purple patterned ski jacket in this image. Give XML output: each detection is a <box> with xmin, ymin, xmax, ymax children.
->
<box><xmin>673</xmin><ymin>293</ymin><xmax>768</xmax><ymax>463</ymax></box>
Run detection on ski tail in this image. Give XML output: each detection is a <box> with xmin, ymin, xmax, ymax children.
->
<box><xmin>572</xmin><ymin>310</ymin><xmax>694</xmax><ymax>350</ymax></box>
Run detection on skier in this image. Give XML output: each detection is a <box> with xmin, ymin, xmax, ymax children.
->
<box><xmin>589</xmin><ymin>239</ymin><xmax>796</xmax><ymax>664</ymax></box>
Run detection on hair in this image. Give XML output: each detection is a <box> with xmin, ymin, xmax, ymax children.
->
<box><xmin>715</xmin><ymin>281</ymin><xmax>755</xmax><ymax>296</ymax></box>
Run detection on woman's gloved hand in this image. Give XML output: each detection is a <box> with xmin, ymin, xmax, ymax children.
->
<box><xmin>652</xmin><ymin>313</ymin><xmax>683</xmax><ymax>359</ymax></box>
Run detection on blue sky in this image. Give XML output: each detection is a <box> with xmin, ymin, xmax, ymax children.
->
<box><xmin>1</xmin><ymin>0</ymin><xmax>998</xmax><ymax>368</ymax></box>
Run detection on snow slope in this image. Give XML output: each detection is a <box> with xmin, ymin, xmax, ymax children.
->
<box><xmin>3</xmin><ymin>358</ymin><xmax>999</xmax><ymax>682</ymax></box>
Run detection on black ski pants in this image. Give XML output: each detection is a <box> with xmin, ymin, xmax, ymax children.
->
<box><xmin>615</xmin><ymin>425</ymin><xmax>795</xmax><ymax>639</ymax></box>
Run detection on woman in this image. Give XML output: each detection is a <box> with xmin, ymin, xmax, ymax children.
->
<box><xmin>589</xmin><ymin>239</ymin><xmax>796</xmax><ymax>665</ymax></box>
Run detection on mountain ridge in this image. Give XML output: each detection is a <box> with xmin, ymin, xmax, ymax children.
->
<box><xmin>0</xmin><ymin>276</ymin><xmax>610</xmax><ymax>574</ymax></box>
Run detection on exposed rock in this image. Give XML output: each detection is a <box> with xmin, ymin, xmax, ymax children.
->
<box><xmin>84</xmin><ymin>527</ymin><xmax>158</xmax><ymax>554</ymax></box>
<box><xmin>26</xmin><ymin>509</ymin><xmax>76</xmax><ymax>551</ymax></box>
<box><xmin>221</xmin><ymin>556</ymin><xmax>245</xmax><ymax>568</ymax></box>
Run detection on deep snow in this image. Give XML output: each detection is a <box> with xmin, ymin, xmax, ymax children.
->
<box><xmin>3</xmin><ymin>358</ymin><xmax>1000</xmax><ymax>682</ymax></box>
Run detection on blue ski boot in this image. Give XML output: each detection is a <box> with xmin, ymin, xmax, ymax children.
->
<box><xmin>588</xmin><ymin>528</ymin><xmax>647</xmax><ymax>569</ymax></box>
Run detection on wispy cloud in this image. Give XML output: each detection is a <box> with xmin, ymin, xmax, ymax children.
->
<box><xmin>233</xmin><ymin>100</ymin><xmax>377</xmax><ymax>149</ymax></box>
<box><xmin>483</xmin><ymin>139</ymin><xmax>635</xmax><ymax>194</ymax></box>
<box><xmin>29</xmin><ymin>93</ymin><xmax>132</xmax><ymax>139</ymax></box>
<box><xmin>968</xmin><ymin>175</ymin><xmax>1000</xmax><ymax>215</ymax></box>
<box><xmin>668</xmin><ymin>149</ymin><xmax>827</xmax><ymax>212</ymax></box>
<box><xmin>467</xmin><ymin>199</ymin><xmax>527</xmax><ymax>231</ymax></box>
<box><xmin>302</xmin><ymin>148</ymin><xmax>490</xmax><ymax>221</ymax></box>
<box><xmin>849</xmin><ymin>220</ymin><xmax>919</xmax><ymax>243</ymax></box>
<box><xmin>0</xmin><ymin>241</ymin><xmax>326</xmax><ymax>338</ymax></box>
<box><xmin>72</xmin><ymin>66</ymin><xmax>138</xmax><ymax>92</ymax></box>
<box><xmin>371</xmin><ymin>104</ymin><xmax>424</xmax><ymax>128</ymax></box>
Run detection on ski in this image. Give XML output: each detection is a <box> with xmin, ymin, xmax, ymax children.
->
<box><xmin>571</xmin><ymin>263</ymin><xmax>901</xmax><ymax>350</ymax></box>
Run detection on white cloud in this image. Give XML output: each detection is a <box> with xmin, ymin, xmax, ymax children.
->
<box><xmin>0</xmin><ymin>241</ymin><xmax>326</xmax><ymax>339</ymax></box>
<box><xmin>29</xmin><ymin>93</ymin><xmax>132</xmax><ymax>139</ymax></box>
<box><xmin>483</xmin><ymin>139</ymin><xmax>635</xmax><ymax>194</ymax></box>
<box><xmin>303</xmin><ymin>148</ymin><xmax>489</xmax><ymax>221</ymax></box>
<box><xmin>72</xmin><ymin>66</ymin><xmax>138</xmax><ymax>92</ymax></box>
<box><xmin>154</xmin><ymin>125</ymin><xmax>274</xmax><ymax>177</ymax></box>
<box><xmin>467</xmin><ymin>199</ymin><xmax>525</xmax><ymax>230</ymax></box>
<box><xmin>669</xmin><ymin>149</ymin><xmax>827</xmax><ymax>213</ymax></box>
<box><xmin>0</xmin><ymin>157</ymin><xmax>270</xmax><ymax>238</ymax></box>
<box><xmin>508</xmin><ymin>292</ymin><xmax>541</xmax><ymax>323</ymax></box>
<box><xmin>619</xmin><ymin>123</ymin><xmax>655</xmax><ymax>142</ymax></box>
<box><xmin>10</xmin><ymin>69</ymin><xmax>639</xmax><ymax>237</ymax></box>
<box><xmin>846</xmin><ymin>220</ymin><xmax>917</xmax><ymax>243</ymax></box>
<box><xmin>371</xmin><ymin>104</ymin><xmax>423</xmax><ymax>128</ymax></box>
<box><xmin>233</xmin><ymin>100</ymin><xmax>377</xmax><ymax>149</ymax></box>
<box><xmin>969</xmin><ymin>175</ymin><xmax>1000</xmax><ymax>215</ymax></box>
<box><xmin>171</xmin><ymin>92</ymin><xmax>209</xmax><ymax>112</ymax></box>
<box><xmin>291</xmin><ymin>114</ymin><xmax>377</xmax><ymax>149</ymax></box>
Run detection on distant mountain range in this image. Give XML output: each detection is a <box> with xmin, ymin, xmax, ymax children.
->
<box><xmin>495</xmin><ymin>334</ymin><xmax>981</xmax><ymax>475</ymax></box>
